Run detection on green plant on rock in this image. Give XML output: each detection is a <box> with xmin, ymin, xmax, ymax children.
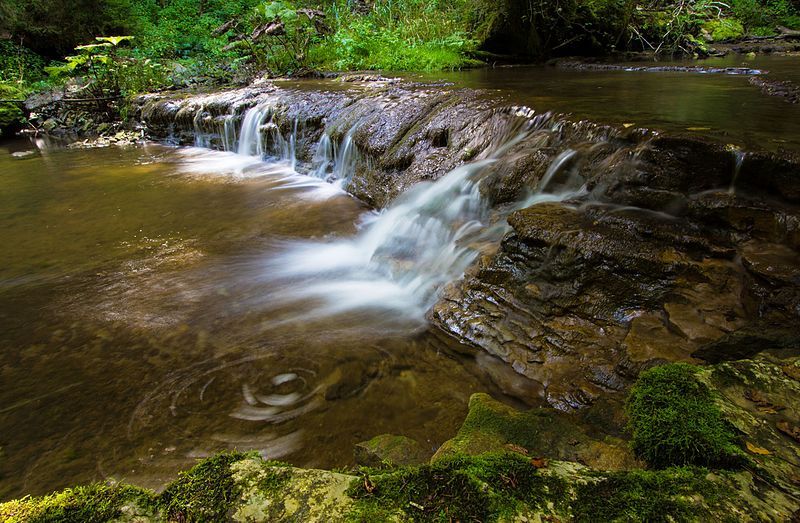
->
<box><xmin>626</xmin><ymin>363</ymin><xmax>746</xmax><ymax>469</ymax></box>
<box><xmin>0</xmin><ymin>82</ymin><xmax>27</xmax><ymax>136</ymax></box>
<box><xmin>347</xmin><ymin>452</ymin><xmax>569</xmax><ymax>522</ymax></box>
<box><xmin>573</xmin><ymin>466</ymin><xmax>732</xmax><ymax>522</ymax></box>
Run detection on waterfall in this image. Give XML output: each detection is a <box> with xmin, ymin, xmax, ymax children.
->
<box><xmin>332</xmin><ymin>127</ymin><xmax>359</xmax><ymax>187</ymax></box>
<box><xmin>728</xmin><ymin>150</ymin><xmax>746</xmax><ymax>195</ymax></box>
<box><xmin>261</xmin><ymin>136</ymin><xmax>585</xmax><ymax>324</ymax></box>
<box><xmin>182</xmin><ymin>102</ymin><xmax>583</xmax><ymax>324</ymax></box>
<box><xmin>221</xmin><ymin>115</ymin><xmax>238</xmax><ymax>152</ymax></box>
<box><xmin>309</xmin><ymin>128</ymin><xmax>360</xmax><ymax>187</ymax></box>
<box><xmin>311</xmin><ymin>133</ymin><xmax>334</xmax><ymax>180</ymax></box>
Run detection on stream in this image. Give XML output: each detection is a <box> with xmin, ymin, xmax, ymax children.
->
<box><xmin>2</xmin><ymin>55</ymin><xmax>799</xmax><ymax>499</ymax></box>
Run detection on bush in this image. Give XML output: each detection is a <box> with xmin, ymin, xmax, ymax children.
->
<box><xmin>0</xmin><ymin>82</ymin><xmax>26</xmax><ymax>136</ymax></box>
<box><xmin>703</xmin><ymin>19</ymin><xmax>745</xmax><ymax>40</ymax></box>
<box><xmin>626</xmin><ymin>363</ymin><xmax>746</xmax><ymax>469</ymax></box>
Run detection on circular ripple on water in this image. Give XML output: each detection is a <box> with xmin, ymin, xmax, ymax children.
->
<box><xmin>126</xmin><ymin>346</ymin><xmax>392</xmax><ymax>460</ymax></box>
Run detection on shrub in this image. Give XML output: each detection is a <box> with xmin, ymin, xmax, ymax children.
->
<box><xmin>45</xmin><ymin>36</ymin><xmax>168</xmax><ymax>99</ymax></box>
<box><xmin>626</xmin><ymin>363</ymin><xmax>746</xmax><ymax>469</ymax></box>
<box><xmin>0</xmin><ymin>82</ymin><xmax>26</xmax><ymax>136</ymax></box>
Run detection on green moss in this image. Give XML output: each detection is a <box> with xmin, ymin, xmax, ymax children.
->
<box><xmin>626</xmin><ymin>363</ymin><xmax>746</xmax><ymax>469</ymax></box>
<box><xmin>573</xmin><ymin>467</ymin><xmax>734</xmax><ymax>523</ymax></box>
<box><xmin>438</xmin><ymin>393</ymin><xmax>579</xmax><ymax>459</ymax></box>
<box><xmin>157</xmin><ymin>451</ymin><xmax>249</xmax><ymax>522</ymax></box>
<box><xmin>0</xmin><ymin>483</ymin><xmax>155</xmax><ymax>523</ymax></box>
<box><xmin>256</xmin><ymin>461</ymin><xmax>293</xmax><ymax>494</ymax></box>
<box><xmin>702</xmin><ymin>19</ymin><xmax>745</xmax><ymax>41</ymax></box>
<box><xmin>346</xmin><ymin>452</ymin><xmax>568</xmax><ymax>522</ymax></box>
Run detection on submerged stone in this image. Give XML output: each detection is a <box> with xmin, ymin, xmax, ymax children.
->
<box><xmin>354</xmin><ymin>434</ymin><xmax>430</xmax><ymax>468</ymax></box>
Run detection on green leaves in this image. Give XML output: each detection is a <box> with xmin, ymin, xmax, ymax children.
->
<box><xmin>95</xmin><ymin>36</ymin><xmax>134</xmax><ymax>46</ymax></box>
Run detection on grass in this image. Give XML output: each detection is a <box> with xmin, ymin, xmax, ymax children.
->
<box><xmin>626</xmin><ymin>363</ymin><xmax>746</xmax><ymax>469</ymax></box>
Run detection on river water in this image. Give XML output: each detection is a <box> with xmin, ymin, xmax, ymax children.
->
<box><xmin>2</xmin><ymin>54</ymin><xmax>799</xmax><ymax>499</ymax></box>
<box><xmin>0</xmin><ymin>140</ymin><xmax>531</xmax><ymax>499</ymax></box>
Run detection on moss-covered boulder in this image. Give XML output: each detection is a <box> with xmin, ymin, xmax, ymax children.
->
<box><xmin>433</xmin><ymin>393</ymin><xmax>640</xmax><ymax>470</ymax></box>
<box><xmin>626</xmin><ymin>363</ymin><xmax>746</xmax><ymax>469</ymax></box>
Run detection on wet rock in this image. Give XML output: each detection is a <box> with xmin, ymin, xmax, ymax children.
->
<box><xmin>134</xmin><ymin>81</ymin><xmax>800</xmax><ymax>411</ymax></box>
<box><xmin>432</xmin><ymin>393</ymin><xmax>640</xmax><ymax>470</ymax></box>
<box><xmin>701</xmin><ymin>356</ymin><xmax>800</xmax><ymax>498</ymax></box>
<box><xmin>692</xmin><ymin>324</ymin><xmax>800</xmax><ymax>363</ymax></box>
<box><xmin>354</xmin><ymin>434</ymin><xmax>429</xmax><ymax>468</ymax></box>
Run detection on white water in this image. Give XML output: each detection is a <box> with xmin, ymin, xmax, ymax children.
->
<box><xmin>187</xmin><ymin>103</ymin><xmax>583</xmax><ymax>326</ymax></box>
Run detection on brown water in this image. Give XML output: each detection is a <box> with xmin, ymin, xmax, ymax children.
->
<box><xmin>3</xmin><ymin>54</ymin><xmax>800</xmax><ymax>500</ymax></box>
<box><xmin>0</xmin><ymin>140</ymin><xmax>522</xmax><ymax>500</ymax></box>
<box><xmin>402</xmin><ymin>54</ymin><xmax>800</xmax><ymax>152</ymax></box>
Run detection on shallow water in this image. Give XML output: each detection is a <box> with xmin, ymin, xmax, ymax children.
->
<box><xmin>399</xmin><ymin>54</ymin><xmax>800</xmax><ymax>152</ymax></box>
<box><xmin>0</xmin><ymin>139</ymin><xmax>528</xmax><ymax>499</ymax></box>
<box><xmin>3</xmin><ymin>54</ymin><xmax>800</xmax><ymax>499</ymax></box>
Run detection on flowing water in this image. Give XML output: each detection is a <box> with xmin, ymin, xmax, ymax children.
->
<box><xmin>0</xmin><ymin>123</ymin><xmax>559</xmax><ymax>498</ymax></box>
<box><xmin>2</xmin><ymin>55</ymin><xmax>799</xmax><ymax>499</ymax></box>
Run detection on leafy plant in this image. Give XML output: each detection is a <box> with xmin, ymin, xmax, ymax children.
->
<box><xmin>45</xmin><ymin>36</ymin><xmax>166</xmax><ymax>99</ymax></box>
<box><xmin>221</xmin><ymin>1</ymin><xmax>331</xmax><ymax>76</ymax></box>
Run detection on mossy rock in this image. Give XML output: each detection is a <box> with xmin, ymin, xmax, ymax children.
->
<box><xmin>0</xmin><ymin>483</ymin><xmax>156</xmax><ymax>523</ymax></box>
<box><xmin>626</xmin><ymin>363</ymin><xmax>747</xmax><ymax>469</ymax></box>
<box><xmin>702</xmin><ymin>19</ymin><xmax>745</xmax><ymax>41</ymax></box>
<box><xmin>433</xmin><ymin>393</ymin><xmax>639</xmax><ymax>470</ymax></box>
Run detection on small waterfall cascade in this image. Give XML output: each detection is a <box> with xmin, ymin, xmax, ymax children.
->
<box><xmin>235</xmin><ymin>103</ymin><xmax>297</xmax><ymax>165</ymax></box>
<box><xmin>728</xmin><ymin>150</ymin><xmax>746</xmax><ymax>195</ymax></box>
<box><xmin>310</xmin><ymin>127</ymin><xmax>360</xmax><ymax>187</ymax></box>
<box><xmin>265</xmin><ymin>118</ymin><xmax>587</xmax><ymax>323</ymax></box>
<box><xmin>193</xmin><ymin>105</ymin><xmax>212</xmax><ymax>148</ymax></box>
<box><xmin>181</xmin><ymin>102</ymin><xmax>588</xmax><ymax>322</ymax></box>
<box><xmin>311</xmin><ymin>133</ymin><xmax>334</xmax><ymax>179</ymax></box>
<box><xmin>221</xmin><ymin>115</ymin><xmax>238</xmax><ymax>152</ymax></box>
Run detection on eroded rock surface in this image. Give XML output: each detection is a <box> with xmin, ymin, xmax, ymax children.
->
<box><xmin>135</xmin><ymin>79</ymin><xmax>800</xmax><ymax>411</ymax></box>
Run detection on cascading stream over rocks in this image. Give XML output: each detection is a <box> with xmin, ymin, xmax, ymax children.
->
<box><xmin>135</xmin><ymin>79</ymin><xmax>800</xmax><ymax>411</ymax></box>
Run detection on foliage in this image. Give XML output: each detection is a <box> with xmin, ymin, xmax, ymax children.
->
<box><xmin>626</xmin><ymin>363</ymin><xmax>746</xmax><ymax>469</ymax></box>
<box><xmin>157</xmin><ymin>451</ymin><xmax>248</xmax><ymax>522</ymax></box>
<box><xmin>222</xmin><ymin>1</ymin><xmax>332</xmax><ymax>76</ymax></box>
<box><xmin>45</xmin><ymin>36</ymin><xmax>167</xmax><ymax>99</ymax></box>
<box><xmin>0</xmin><ymin>41</ymin><xmax>48</xmax><ymax>84</ymax></box>
<box><xmin>315</xmin><ymin>0</ymin><xmax>478</xmax><ymax>71</ymax></box>
<box><xmin>0</xmin><ymin>82</ymin><xmax>26</xmax><ymax>136</ymax></box>
<box><xmin>703</xmin><ymin>18</ymin><xmax>745</xmax><ymax>40</ymax></box>
<box><xmin>0</xmin><ymin>0</ymin><xmax>137</xmax><ymax>56</ymax></box>
<box><xmin>0</xmin><ymin>483</ymin><xmax>154</xmax><ymax>523</ymax></box>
